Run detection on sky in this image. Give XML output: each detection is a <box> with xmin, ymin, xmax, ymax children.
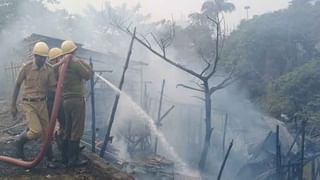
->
<box><xmin>57</xmin><ymin>0</ymin><xmax>290</xmax><ymax>27</ymax></box>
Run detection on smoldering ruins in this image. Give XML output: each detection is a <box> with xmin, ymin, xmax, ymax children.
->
<box><xmin>1</xmin><ymin>0</ymin><xmax>320</xmax><ymax>180</ymax></box>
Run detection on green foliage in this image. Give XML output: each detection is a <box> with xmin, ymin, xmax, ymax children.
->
<box><xmin>171</xmin><ymin>0</ymin><xmax>235</xmax><ymax>67</ymax></box>
<box><xmin>189</xmin><ymin>0</ymin><xmax>235</xmax><ymax>28</ymax></box>
<box><xmin>221</xmin><ymin>1</ymin><xmax>320</xmax><ymax>126</ymax></box>
<box><xmin>264</xmin><ymin>61</ymin><xmax>320</xmax><ymax>120</ymax></box>
<box><xmin>224</xmin><ymin>2</ymin><xmax>320</xmax><ymax>103</ymax></box>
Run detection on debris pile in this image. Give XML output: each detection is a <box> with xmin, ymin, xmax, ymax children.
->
<box><xmin>124</xmin><ymin>155</ymin><xmax>174</xmax><ymax>179</ymax></box>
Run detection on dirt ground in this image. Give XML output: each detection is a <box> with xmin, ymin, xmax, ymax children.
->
<box><xmin>0</xmin><ymin>98</ymin><xmax>130</xmax><ymax>180</ymax></box>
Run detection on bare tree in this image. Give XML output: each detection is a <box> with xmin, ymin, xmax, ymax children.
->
<box><xmin>113</xmin><ymin>12</ymin><xmax>237</xmax><ymax>171</ymax></box>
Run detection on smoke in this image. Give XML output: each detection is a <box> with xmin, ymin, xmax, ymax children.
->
<box><xmin>111</xmin><ymin>13</ymin><xmax>292</xmax><ymax>180</ymax></box>
<box><xmin>0</xmin><ymin>1</ymin><xmax>293</xmax><ymax>179</ymax></box>
<box><xmin>0</xmin><ymin>1</ymin><xmax>141</xmax><ymax>94</ymax></box>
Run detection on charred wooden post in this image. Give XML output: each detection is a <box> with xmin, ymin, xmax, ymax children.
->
<box><xmin>155</xmin><ymin>79</ymin><xmax>165</xmax><ymax>154</ymax></box>
<box><xmin>160</xmin><ymin>105</ymin><xmax>175</xmax><ymax>122</ymax></box>
<box><xmin>100</xmin><ymin>27</ymin><xmax>136</xmax><ymax>158</ymax></box>
<box><xmin>294</xmin><ymin>117</ymin><xmax>298</xmax><ymax>133</ymax></box>
<box><xmin>217</xmin><ymin>139</ymin><xmax>233</xmax><ymax>180</ymax></box>
<box><xmin>286</xmin><ymin>128</ymin><xmax>302</xmax><ymax>157</ymax></box>
<box><xmin>187</xmin><ymin>111</ymin><xmax>191</xmax><ymax>146</ymax></box>
<box><xmin>276</xmin><ymin>125</ymin><xmax>280</xmax><ymax>180</ymax></box>
<box><xmin>222</xmin><ymin>113</ymin><xmax>228</xmax><ymax>154</ymax></box>
<box><xmin>142</xmin><ymin>81</ymin><xmax>152</xmax><ymax>112</ymax></box>
<box><xmin>293</xmin><ymin>163</ymin><xmax>297</xmax><ymax>179</ymax></box>
<box><xmin>279</xmin><ymin>145</ymin><xmax>282</xmax><ymax>175</ymax></box>
<box><xmin>299</xmin><ymin>120</ymin><xmax>306</xmax><ymax>180</ymax></box>
<box><xmin>154</xmin><ymin>79</ymin><xmax>175</xmax><ymax>154</ymax></box>
<box><xmin>10</xmin><ymin>62</ymin><xmax>14</xmax><ymax>84</ymax></box>
<box><xmin>312</xmin><ymin>159</ymin><xmax>316</xmax><ymax>180</ymax></box>
<box><xmin>287</xmin><ymin>160</ymin><xmax>291</xmax><ymax>180</ymax></box>
<box><xmin>90</xmin><ymin>58</ymin><xmax>97</xmax><ymax>152</ymax></box>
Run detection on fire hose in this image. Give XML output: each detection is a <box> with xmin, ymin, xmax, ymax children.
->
<box><xmin>0</xmin><ymin>55</ymin><xmax>71</xmax><ymax>168</ymax></box>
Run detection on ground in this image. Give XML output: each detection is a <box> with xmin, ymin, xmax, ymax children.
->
<box><xmin>0</xmin><ymin>98</ymin><xmax>133</xmax><ymax>180</ymax></box>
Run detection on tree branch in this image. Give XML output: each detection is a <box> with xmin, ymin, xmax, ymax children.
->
<box><xmin>200</xmin><ymin>53</ymin><xmax>211</xmax><ymax>76</ymax></box>
<box><xmin>118</xmin><ymin>26</ymin><xmax>205</xmax><ymax>80</ymax></box>
<box><xmin>176</xmin><ymin>84</ymin><xmax>204</xmax><ymax>92</ymax></box>
<box><xmin>206</xmin><ymin>15</ymin><xmax>221</xmax><ymax>80</ymax></box>
<box><xmin>209</xmin><ymin>67</ymin><xmax>236</xmax><ymax>95</ymax></box>
<box><xmin>160</xmin><ymin>40</ymin><xmax>167</xmax><ymax>57</ymax></box>
<box><xmin>190</xmin><ymin>79</ymin><xmax>204</xmax><ymax>89</ymax></box>
<box><xmin>207</xmin><ymin>16</ymin><xmax>219</xmax><ymax>25</ymax></box>
<box><xmin>137</xmin><ymin>33</ymin><xmax>152</xmax><ymax>48</ymax></box>
<box><xmin>151</xmin><ymin>33</ymin><xmax>163</xmax><ymax>51</ymax></box>
<box><xmin>162</xmin><ymin>20</ymin><xmax>176</xmax><ymax>48</ymax></box>
<box><xmin>160</xmin><ymin>105</ymin><xmax>175</xmax><ymax>121</ymax></box>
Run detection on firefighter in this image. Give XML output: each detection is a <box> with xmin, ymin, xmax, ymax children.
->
<box><xmin>47</xmin><ymin>47</ymin><xmax>65</xmax><ymax>153</ymax></box>
<box><xmin>11</xmin><ymin>41</ymin><xmax>57</xmax><ymax>168</ymax></box>
<box><xmin>60</xmin><ymin>40</ymin><xmax>91</xmax><ymax>167</ymax></box>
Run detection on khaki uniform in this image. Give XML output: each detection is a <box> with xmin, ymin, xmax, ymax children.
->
<box><xmin>64</xmin><ymin>98</ymin><xmax>85</xmax><ymax>141</ymax></box>
<box><xmin>63</xmin><ymin>57</ymin><xmax>91</xmax><ymax>141</ymax></box>
<box><xmin>16</xmin><ymin>61</ymin><xmax>56</xmax><ymax>139</ymax></box>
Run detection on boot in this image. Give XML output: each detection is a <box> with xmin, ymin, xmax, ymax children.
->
<box><xmin>67</xmin><ymin>140</ymin><xmax>88</xmax><ymax>167</ymax></box>
<box><xmin>61</xmin><ymin>139</ymin><xmax>69</xmax><ymax>165</ymax></box>
<box><xmin>16</xmin><ymin>133</ymin><xmax>29</xmax><ymax>159</ymax></box>
<box><xmin>55</xmin><ymin>132</ymin><xmax>63</xmax><ymax>153</ymax></box>
<box><xmin>46</xmin><ymin>144</ymin><xmax>58</xmax><ymax>169</ymax></box>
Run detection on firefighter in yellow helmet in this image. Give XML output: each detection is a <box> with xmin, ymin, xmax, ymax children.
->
<box><xmin>48</xmin><ymin>47</ymin><xmax>63</xmax><ymax>65</ymax></box>
<box><xmin>60</xmin><ymin>40</ymin><xmax>91</xmax><ymax>167</ymax></box>
<box><xmin>47</xmin><ymin>48</ymin><xmax>66</xmax><ymax>155</ymax></box>
<box><xmin>11</xmin><ymin>42</ymin><xmax>57</xmax><ymax>168</ymax></box>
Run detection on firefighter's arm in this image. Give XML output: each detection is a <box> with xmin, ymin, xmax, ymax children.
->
<box><xmin>71</xmin><ymin>59</ymin><xmax>92</xmax><ymax>80</ymax></box>
<box><xmin>11</xmin><ymin>66</ymin><xmax>25</xmax><ymax>118</ymax></box>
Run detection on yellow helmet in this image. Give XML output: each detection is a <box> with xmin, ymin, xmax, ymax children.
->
<box><xmin>61</xmin><ymin>40</ymin><xmax>77</xmax><ymax>55</ymax></box>
<box><xmin>48</xmin><ymin>48</ymin><xmax>63</xmax><ymax>61</ymax></box>
<box><xmin>32</xmin><ymin>42</ymin><xmax>49</xmax><ymax>57</ymax></box>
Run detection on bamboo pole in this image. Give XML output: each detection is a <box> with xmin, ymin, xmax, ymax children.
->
<box><xmin>100</xmin><ymin>28</ymin><xmax>136</xmax><ymax>158</ymax></box>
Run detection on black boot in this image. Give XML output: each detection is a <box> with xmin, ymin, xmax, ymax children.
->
<box><xmin>46</xmin><ymin>144</ymin><xmax>58</xmax><ymax>169</ymax></box>
<box><xmin>16</xmin><ymin>133</ymin><xmax>29</xmax><ymax>159</ymax></box>
<box><xmin>67</xmin><ymin>140</ymin><xmax>88</xmax><ymax>167</ymax></box>
<box><xmin>61</xmin><ymin>139</ymin><xmax>69</xmax><ymax>165</ymax></box>
<box><xmin>55</xmin><ymin>132</ymin><xmax>63</xmax><ymax>153</ymax></box>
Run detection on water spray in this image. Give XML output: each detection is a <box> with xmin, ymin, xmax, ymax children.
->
<box><xmin>95</xmin><ymin>73</ymin><xmax>200</xmax><ymax>177</ymax></box>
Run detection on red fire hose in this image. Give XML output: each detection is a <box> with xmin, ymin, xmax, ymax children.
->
<box><xmin>0</xmin><ymin>55</ymin><xmax>71</xmax><ymax>168</ymax></box>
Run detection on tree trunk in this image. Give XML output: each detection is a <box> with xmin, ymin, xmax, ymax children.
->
<box><xmin>198</xmin><ymin>81</ymin><xmax>213</xmax><ymax>171</ymax></box>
